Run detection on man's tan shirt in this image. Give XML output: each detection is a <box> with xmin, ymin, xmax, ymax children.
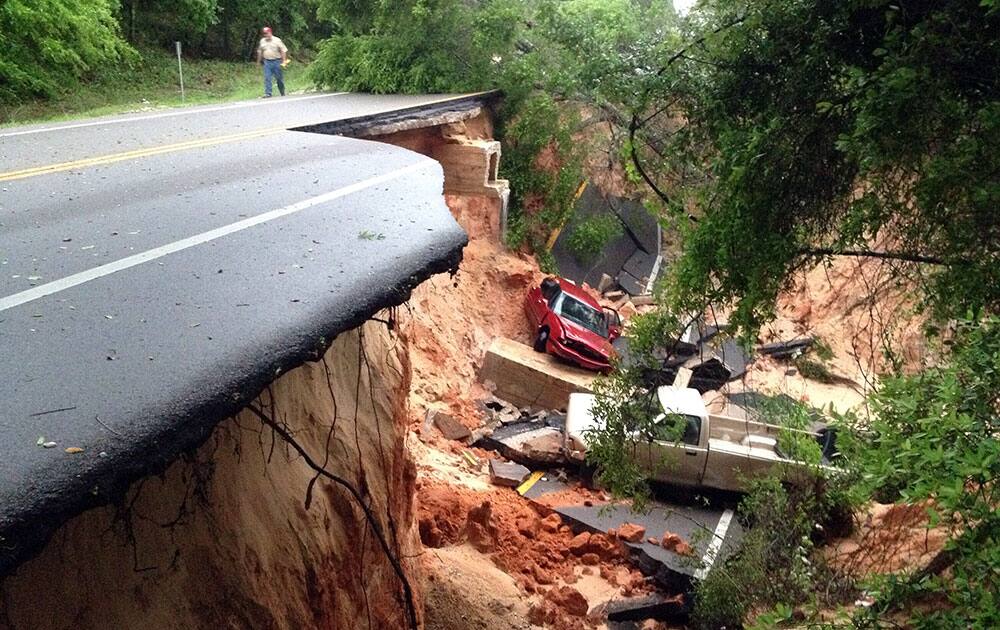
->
<box><xmin>258</xmin><ymin>37</ymin><xmax>287</xmax><ymax>60</ymax></box>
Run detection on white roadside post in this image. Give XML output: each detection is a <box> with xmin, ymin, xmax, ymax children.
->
<box><xmin>175</xmin><ymin>41</ymin><xmax>185</xmax><ymax>102</ymax></box>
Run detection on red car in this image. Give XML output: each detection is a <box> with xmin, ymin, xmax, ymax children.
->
<box><xmin>525</xmin><ymin>277</ymin><xmax>622</xmax><ymax>373</ymax></box>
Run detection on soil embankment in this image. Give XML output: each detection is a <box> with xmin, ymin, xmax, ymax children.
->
<box><xmin>1</xmin><ymin>322</ymin><xmax>421</xmax><ymax>629</ymax></box>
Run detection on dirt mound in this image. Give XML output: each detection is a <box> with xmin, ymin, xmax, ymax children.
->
<box><xmin>771</xmin><ymin>254</ymin><xmax>927</xmax><ymax>380</ymax></box>
<box><xmin>403</xmin><ymin>195</ymin><xmax>544</xmax><ymax>429</ymax></box>
<box><xmin>417</xmin><ymin>481</ymin><xmax>632</xmax><ymax>595</ymax></box>
<box><xmin>826</xmin><ymin>501</ymin><xmax>948</xmax><ymax>577</ymax></box>
<box><xmin>423</xmin><ymin>544</ymin><xmax>535</xmax><ymax>630</ymax></box>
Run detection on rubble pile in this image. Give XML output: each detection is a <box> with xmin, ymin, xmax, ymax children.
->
<box><xmin>417</xmin><ymin>481</ymin><xmax>659</xmax><ymax>627</ymax></box>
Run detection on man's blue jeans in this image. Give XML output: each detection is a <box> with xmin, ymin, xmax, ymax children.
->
<box><xmin>263</xmin><ymin>59</ymin><xmax>285</xmax><ymax>97</ymax></box>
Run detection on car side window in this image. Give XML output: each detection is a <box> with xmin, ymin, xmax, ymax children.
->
<box><xmin>651</xmin><ymin>414</ymin><xmax>701</xmax><ymax>446</ymax></box>
<box><xmin>682</xmin><ymin>415</ymin><xmax>701</xmax><ymax>446</ymax></box>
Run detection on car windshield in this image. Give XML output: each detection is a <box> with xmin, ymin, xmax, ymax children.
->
<box><xmin>553</xmin><ymin>292</ymin><xmax>608</xmax><ymax>337</ymax></box>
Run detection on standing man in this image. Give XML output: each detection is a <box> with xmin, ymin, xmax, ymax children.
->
<box><xmin>257</xmin><ymin>26</ymin><xmax>288</xmax><ymax>98</ymax></box>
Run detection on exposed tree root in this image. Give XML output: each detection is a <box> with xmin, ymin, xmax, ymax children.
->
<box><xmin>245</xmin><ymin>402</ymin><xmax>419</xmax><ymax>630</ymax></box>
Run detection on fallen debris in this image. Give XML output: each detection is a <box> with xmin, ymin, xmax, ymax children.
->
<box><xmin>598</xmin><ymin>273</ymin><xmax>614</xmax><ymax>293</ymax></box>
<box><xmin>480</xmin><ymin>338</ymin><xmax>595</xmax><ymax>410</ymax></box>
<box><xmin>551</xmin><ymin>183</ymin><xmax>662</xmax><ymax>297</ymax></box>
<box><xmin>476</xmin><ymin>414</ymin><xmax>569</xmax><ymax>467</ymax></box>
<box><xmin>461</xmin><ymin>450</ymin><xmax>481</xmax><ymax>467</ymax></box>
<box><xmin>757</xmin><ymin>336</ymin><xmax>815</xmax><ymax>359</ymax></box>
<box><xmin>489</xmin><ymin>460</ymin><xmax>531</xmax><ymax>488</ymax></box>
<box><xmin>545</xmin><ymin>585</ymin><xmax>590</xmax><ymax>617</ymax></box>
<box><xmin>660</xmin><ymin>532</ymin><xmax>693</xmax><ymax>557</ymax></box>
<box><xmin>617</xmin><ymin>523</ymin><xmax>646</xmax><ymax>543</ymax></box>
<box><xmin>431</xmin><ymin>410</ymin><xmax>472</xmax><ymax>441</ymax></box>
<box><xmin>604</xmin><ymin>593</ymin><xmax>688</xmax><ymax>622</ymax></box>
<box><xmin>519</xmin><ymin>476</ymin><xmax>741</xmax><ymax>592</ymax></box>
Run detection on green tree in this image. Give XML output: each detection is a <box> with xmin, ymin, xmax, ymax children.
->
<box><xmin>582</xmin><ymin>1</ymin><xmax>1000</xmax><ymax>625</ymax></box>
<box><xmin>0</xmin><ymin>0</ymin><xmax>132</xmax><ymax>102</ymax></box>
<box><xmin>853</xmin><ymin>318</ymin><xmax>1000</xmax><ymax>627</ymax></box>
<box><xmin>632</xmin><ymin>0</ymin><xmax>1000</xmax><ymax>333</ymax></box>
<box><xmin>308</xmin><ymin>0</ymin><xmax>679</xmax><ymax>252</ymax></box>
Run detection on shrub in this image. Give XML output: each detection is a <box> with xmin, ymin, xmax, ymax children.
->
<box><xmin>567</xmin><ymin>214</ymin><xmax>623</xmax><ymax>263</ymax></box>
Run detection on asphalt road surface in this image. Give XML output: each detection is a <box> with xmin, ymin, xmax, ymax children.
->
<box><xmin>0</xmin><ymin>92</ymin><xmax>475</xmax><ymax>574</ymax></box>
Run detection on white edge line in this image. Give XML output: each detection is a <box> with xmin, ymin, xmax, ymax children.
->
<box><xmin>0</xmin><ymin>160</ymin><xmax>431</xmax><ymax>313</ymax></box>
<box><xmin>0</xmin><ymin>92</ymin><xmax>348</xmax><ymax>138</ymax></box>
<box><xmin>694</xmin><ymin>508</ymin><xmax>734</xmax><ymax>580</ymax></box>
<box><xmin>645</xmin><ymin>255</ymin><xmax>663</xmax><ymax>294</ymax></box>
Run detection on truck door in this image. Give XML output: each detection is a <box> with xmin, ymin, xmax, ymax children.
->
<box><xmin>645</xmin><ymin>414</ymin><xmax>708</xmax><ymax>486</ymax></box>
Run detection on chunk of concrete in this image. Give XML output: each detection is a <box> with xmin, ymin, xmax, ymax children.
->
<box><xmin>522</xmin><ymin>431</ymin><xmax>566</xmax><ymax>462</ymax></box>
<box><xmin>597</xmin><ymin>273</ymin><xmax>615</xmax><ymax>293</ymax></box>
<box><xmin>480</xmin><ymin>338</ymin><xmax>596</xmax><ymax>410</ymax></box>
<box><xmin>672</xmin><ymin>366</ymin><xmax>693</xmax><ymax>389</ymax></box>
<box><xmin>432</xmin><ymin>411</ymin><xmax>471</xmax><ymax>441</ymax></box>
<box><xmin>478</xmin><ymin>422</ymin><xmax>569</xmax><ymax>467</ymax></box>
<box><xmin>489</xmin><ymin>460</ymin><xmax>531</xmax><ymax>487</ymax></box>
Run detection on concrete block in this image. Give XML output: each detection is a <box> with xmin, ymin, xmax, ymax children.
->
<box><xmin>480</xmin><ymin>338</ymin><xmax>596</xmax><ymax>410</ymax></box>
<box><xmin>597</xmin><ymin>273</ymin><xmax>614</xmax><ymax>293</ymax></box>
<box><xmin>672</xmin><ymin>367</ymin><xmax>693</xmax><ymax>388</ymax></box>
<box><xmin>432</xmin><ymin>140</ymin><xmax>508</xmax><ymax>199</ymax></box>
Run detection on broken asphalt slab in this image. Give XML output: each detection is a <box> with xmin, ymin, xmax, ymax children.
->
<box><xmin>520</xmin><ymin>477</ymin><xmax>742</xmax><ymax>593</ymax></box>
<box><xmin>489</xmin><ymin>460</ymin><xmax>531</xmax><ymax>487</ymax></box>
<box><xmin>476</xmin><ymin>416</ymin><xmax>569</xmax><ymax>467</ymax></box>
<box><xmin>604</xmin><ymin>594</ymin><xmax>689</xmax><ymax>622</ymax></box>
<box><xmin>0</xmin><ymin>126</ymin><xmax>468</xmax><ymax>576</ymax></box>
<box><xmin>551</xmin><ymin>183</ymin><xmax>662</xmax><ymax>296</ymax></box>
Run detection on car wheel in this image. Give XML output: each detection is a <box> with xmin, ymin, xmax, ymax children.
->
<box><xmin>533</xmin><ymin>328</ymin><xmax>549</xmax><ymax>353</ymax></box>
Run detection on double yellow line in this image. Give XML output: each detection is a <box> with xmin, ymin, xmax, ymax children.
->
<box><xmin>0</xmin><ymin>126</ymin><xmax>284</xmax><ymax>183</ymax></box>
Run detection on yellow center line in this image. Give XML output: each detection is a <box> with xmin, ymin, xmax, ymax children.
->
<box><xmin>545</xmin><ymin>180</ymin><xmax>588</xmax><ymax>251</ymax></box>
<box><xmin>516</xmin><ymin>470</ymin><xmax>545</xmax><ymax>496</ymax></box>
<box><xmin>0</xmin><ymin>126</ymin><xmax>285</xmax><ymax>183</ymax></box>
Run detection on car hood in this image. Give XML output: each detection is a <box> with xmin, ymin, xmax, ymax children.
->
<box><xmin>559</xmin><ymin>317</ymin><xmax>613</xmax><ymax>357</ymax></box>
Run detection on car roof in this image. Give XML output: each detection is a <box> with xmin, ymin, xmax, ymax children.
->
<box><xmin>556</xmin><ymin>277</ymin><xmax>602</xmax><ymax>310</ymax></box>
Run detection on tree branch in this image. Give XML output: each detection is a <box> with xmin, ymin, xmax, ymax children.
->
<box><xmin>629</xmin><ymin>115</ymin><xmax>674</xmax><ymax>209</ymax></box>
<box><xmin>800</xmin><ymin>248</ymin><xmax>948</xmax><ymax>266</ymax></box>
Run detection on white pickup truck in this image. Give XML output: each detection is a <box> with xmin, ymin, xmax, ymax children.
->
<box><xmin>565</xmin><ymin>387</ymin><xmax>833</xmax><ymax>493</ymax></box>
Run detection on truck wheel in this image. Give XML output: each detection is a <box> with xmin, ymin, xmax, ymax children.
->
<box><xmin>533</xmin><ymin>328</ymin><xmax>549</xmax><ymax>352</ymax></box>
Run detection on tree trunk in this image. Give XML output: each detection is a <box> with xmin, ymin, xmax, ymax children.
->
<box><xmin>129</xmin><ymin>0</ymin><xmax>137</xmax><ymax>43</ymax></box>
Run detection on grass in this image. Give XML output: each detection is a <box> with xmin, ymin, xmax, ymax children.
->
<box><xmin>0</xmin><ymin>48</ymin><xmax>314</xmax><ymax>127</ymax></box>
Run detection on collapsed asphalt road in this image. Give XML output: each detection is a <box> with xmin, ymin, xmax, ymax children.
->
<box><xmin>0</xmin><ymin>92</ymin><xmax>484</xmax><ymax>173</ymax></box>
<box><xmin>0</xmin><ymin>94</ymin><xmax>478</xmax><ymax>574</ymax></box>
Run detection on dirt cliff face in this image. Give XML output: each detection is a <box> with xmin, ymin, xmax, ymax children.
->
<box><xmin>0</xmin><ymin>320</ymin><xmax>421</xmax><ymax>630</ymax></box>
<box><xmin>403</xmin><ymin>193</ymin><xmax>544</xmax><ymax>429</ymax></box>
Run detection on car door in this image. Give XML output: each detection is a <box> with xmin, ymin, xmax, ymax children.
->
<box><xmin>603</xmin><ymin>307</ymin><xmax>622</xmax><ymax>339</ymax></box>
<box><xmin>525</xmin><ymin>287</ymin><xmax>547</xmax><ymax>328</ymax></box>
<box><xmin>643</xmin><ymin>414</ymin><xmax>708</xmax><ymax>486</ymax></box>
